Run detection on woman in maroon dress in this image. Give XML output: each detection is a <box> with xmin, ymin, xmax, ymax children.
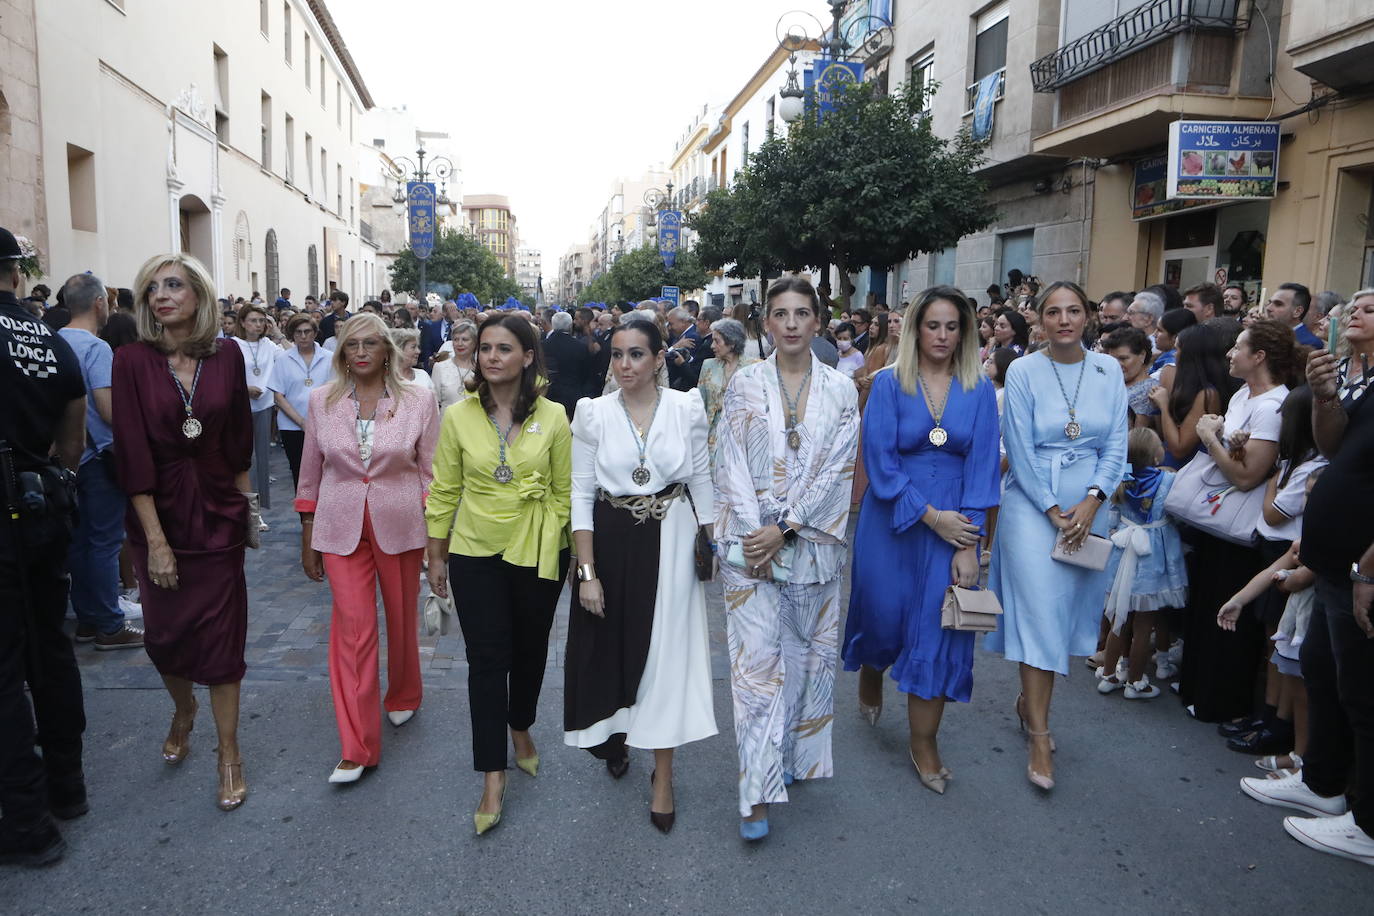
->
<box><xmin>112</xmin><ymin>253</ymin><xmax>258</xmax><ymax>811</ymax></box>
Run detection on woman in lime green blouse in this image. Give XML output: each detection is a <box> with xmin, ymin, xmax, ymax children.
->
<box><xmin>425</xmin><ymin>314</ymin><xmax>572</xmax><ymax>835</ymax></box>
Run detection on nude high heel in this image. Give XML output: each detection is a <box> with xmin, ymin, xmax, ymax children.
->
<box><xmin>162</xmin><ymin>701</ymin><xmax>198</xmax><ymax>765</ymax></box>
<box><xmin>1026</xmin><ymin>730</ymin><xmax>1055</xmax><ymax>791</ymax></box>
<box><xmin>216</xmin><ymin>752</ymin><xmax>247</xmax><ymax>811</ymax></box>
<box><xmin>1015</xmin><ymin>694</ymin><xmax>1056</xmax><ymax>752</ymax></box>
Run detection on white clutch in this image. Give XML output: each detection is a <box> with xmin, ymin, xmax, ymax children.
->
<box><xmin>1051</xmin><ymin>534</ymin><xmax>1111</xmax><ymax>571</ymax></box>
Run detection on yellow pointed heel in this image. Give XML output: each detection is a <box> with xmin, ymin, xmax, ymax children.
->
<box><xmin>515</xmin><ymin>754</ymin><xmax>540</xmax><ymax>778</ymax></box>
<box><xmin>474</xmin><ymin>778</ymin><xmax>507</xmax><ymax>836</ymax></box>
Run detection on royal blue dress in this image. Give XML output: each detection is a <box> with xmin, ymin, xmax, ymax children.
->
<box><xmin>985</xmin><ymin>350</ymin><xmax>1128</xmax><ymax>675</ymax></box>
<box><xmin>842</xmin><ymin>369</ymin><xmax>1001</xmax><ymax>701</ymax></box>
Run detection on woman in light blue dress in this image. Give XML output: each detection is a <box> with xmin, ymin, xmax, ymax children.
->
<box><xmin>986</xmin><ymin>281</ymin><xmax>1128</xmax><ymax>791</ymax></box>
<box><xmin>842</xmin><ymin>287</ymin><xmax>1000</xmax><ymax>794</ymax></box>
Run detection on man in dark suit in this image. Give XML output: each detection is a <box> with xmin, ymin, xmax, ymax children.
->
<box><xmin>590</xmin><ymin>310</ymin><xmax>614</xmax><ymax>394</ymax></box>
<box><xmin>543</xmin><ymin>312</ymin><xmax>592</xmax><ymax>419</ymax></box>
<box><xmin>665</xmin><ymin>306</ymin><xmax>701</xmax><ymax>390</ymax></box>
<box><xmin>849</xmin><ymin>308</ymin><xmax>873</xmax><ymax>353</ymax></box>
<box><xmin>419</xmin><ymin>300</ymin><xmax>458</xmax><ymax>369</ymax></box>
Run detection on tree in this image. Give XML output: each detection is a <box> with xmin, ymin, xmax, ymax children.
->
<box><xmin>389</xmin><ymin>229</ymin><xmax>521</xmax><ymax>304</ymax></box>
<box><xmin>690</xmin><ymin>78</ymin><xmax>995</xmax><ymax>308</ymax></box>
<box><xmin>576</xmin><ymin>243</ymin><xmax>709</xmax><ymax>306</ymax></box>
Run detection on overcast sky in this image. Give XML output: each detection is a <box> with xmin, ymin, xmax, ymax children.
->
<box><xmin>328</xmin><ymin>0</ymin><xmax>803</xmax><ymax>276</ymax></box>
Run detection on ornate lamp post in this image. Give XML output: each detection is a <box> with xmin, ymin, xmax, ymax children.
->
<box><xmin>389</xmin><ymin>145</ymin><xmax>455</xmax><ymax>302</ymax></box>
<box><xmin>775</xmin><ymin>3</ymin><xmax>893</xmax><ymax>123</ymax></box>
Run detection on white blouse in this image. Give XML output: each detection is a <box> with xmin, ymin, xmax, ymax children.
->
<box><xmin>236</xmin><ymin>336</ymin><xmax>279</xmax><ymax>412</ymax></box>
<box><xmin>570</xmin><ymin>388</ymin><xmax>714</xmax><ymax>533</ymax></box>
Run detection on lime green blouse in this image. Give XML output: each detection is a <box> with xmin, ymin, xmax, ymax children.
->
<box><xmin>424</xmin><ymin>395</ymin><xmax>571</xmax><ymax>580</ymax></box>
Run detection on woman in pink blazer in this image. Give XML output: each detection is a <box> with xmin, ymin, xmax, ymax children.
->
<box><xmin>295</xmin><ymin>313</ymin><xmax>440</xmax><ymax>784</ymax></box>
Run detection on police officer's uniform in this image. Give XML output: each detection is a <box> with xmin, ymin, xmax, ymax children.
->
<box><xmin>0</xmin><ymin>227</ymin><xmax>88</xmax><ymax>867</ymax></box>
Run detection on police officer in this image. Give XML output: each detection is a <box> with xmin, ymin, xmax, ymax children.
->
<box><xmin>0</xmin><ymin>226</ymin><xmax>89</xmax><ymax>868</ymax></box>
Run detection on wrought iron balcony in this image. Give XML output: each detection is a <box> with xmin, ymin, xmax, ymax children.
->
<box><xmin>1031</xmin><ymin>0</ymin><xmax>1247</xmax><ymax>92</ymax></box>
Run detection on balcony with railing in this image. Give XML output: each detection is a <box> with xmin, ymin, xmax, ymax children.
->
<box><xmin>1029</xmin><ymin>0</ymin><xmax>1265</xmax><ymax>158</ymax></box>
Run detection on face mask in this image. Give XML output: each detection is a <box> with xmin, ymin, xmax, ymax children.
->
<box><xmin>837</xmin><ymin>340</ymin><xmax>853</xmax><ymax>353</ymax></box>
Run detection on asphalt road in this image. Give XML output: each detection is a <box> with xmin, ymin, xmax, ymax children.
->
<box><xmin>2</xmin><ymin>452</ymin><xmax>1367</xmax><ymax>914</ymax></box>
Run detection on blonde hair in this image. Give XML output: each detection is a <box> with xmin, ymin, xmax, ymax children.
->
<box><xmin>1336</xmin><ymin>289</ymin><xmax>1374</xmax><ymax>360</ymax></box>
<box><xmin>389</xmin><ymin>327</ymin><xmax>420</xmax><ymax>349</ymax></box>
<box><xmin>325</xmin><ymin>312</ymin><xmax>411</xmax><ymax>408</ymax></box>
<box><xmin>888</xmin><ymin>286</ymin><xmax>982</xmax><ymax>394</ymax></box>
<box><xmin>1114</xmin><ymin>427</ymin><xmax>1166</xmax><ymax>503</ymax></box>
<box><xmin>132</xmin><ymin>252</ymin><xmax>220</xmax><ymax>358</ymax></box>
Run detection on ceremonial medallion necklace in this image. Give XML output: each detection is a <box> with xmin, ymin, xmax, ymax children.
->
<box><xmin>167</xmin><ymin>357</ymin><xmax>205</xmax><ymax>439</ymax></box>
<box><xmin>301</xmin><ymin>348</ymin><xmax>315</xmax><ymax>387</ymax></box>
<box><xmin>619</xmin><ymin>387</ymin><xmax>663</xmax><ymax>487</ymax></box>
<box><xmin>488</xmin><ymin>411</ymin><xmax>517</xmax><ymax>483</ymax></box>
<box><xmin>352</xmin><ymin>385</ymin><xmax>385</xmax><ymax>464</ymax></box>
<box><xmin>775</xmin><ymin>361</ymin><xmax>812</xmax><ymax>451</ymax></box>
<box><xmin>1049</xmin><ymin>354</ymin><xmax>1087</xmax><ymax>440</ymax></box>
<box><xmin>248</xmin><ymin>339</ymin><xmax>263</xmax><ymax>376</ymax></box>
<box><xmin>918</xmin><ymin>370</ymin><xmax>954</xmax><ymax>447</ymax></box>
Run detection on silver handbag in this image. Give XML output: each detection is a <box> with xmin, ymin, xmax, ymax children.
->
<box><xmin>1051</xmin><ymin>533</ymin><xmax>1112</xmax><ymax>571</ymax></box>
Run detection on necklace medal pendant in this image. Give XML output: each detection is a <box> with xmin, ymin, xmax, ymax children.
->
<box><xmin>787</xmin><ymin>429</ymin><xmax>802</xmax><ymax>451</ymax></box>
<box><xmin>304</xmin><ymin>377</ymin><xmax>313</xmax><ymax>386</ymax></box>
<box><xmin>493</xmin><ymin>463</ymin><xmax>514</xmax><ymax>484</ymax></box>
<box><xmin>928</xmin><ymin>426</ymin><xmax>948</xmax><ymax>448</ymax></box>
<box><xmin>182</xmin><ymin>417</ymin><xmax>203</xmax><ymax>440</ymax></box>
<box><xmin>253</xmin><ymin>367</ymin><xmax>260</xmax><ymax>376</ymax></box>
<box><xmin>631</xmin><ymin>465</ymin><xmax>652</xmax><ymax>486</ymax></box>
<box><xmin>1065</xmin><ymin>420</ymin><xmax>1082</xmax><ymax>440</ymax></box>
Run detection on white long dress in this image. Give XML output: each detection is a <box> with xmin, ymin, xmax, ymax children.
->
<box><xmin>563</xmin><ymin>388</ymin><xmax>718</xmax><ymax>750</ymax></box>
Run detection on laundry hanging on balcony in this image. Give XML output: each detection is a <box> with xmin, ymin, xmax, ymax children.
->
<box><xmin>972</xmin><ymin>71</ymin><xmax>1000</xmax><ymax>142</ymax></box>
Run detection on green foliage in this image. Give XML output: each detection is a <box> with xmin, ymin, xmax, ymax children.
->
<box><xmin>689</xmin><ymin>78</ymin><xmax>995</xmax><ymax>305</ymax></box>
<box><xmin>576</xmin><ymin>243</ymin><xmax>709</xmax><ymax>306</ymax></box>
<box><xmin>389</xmin><ymin>229</ymin><xmax>520</xmax><ymax>305</ymax></box>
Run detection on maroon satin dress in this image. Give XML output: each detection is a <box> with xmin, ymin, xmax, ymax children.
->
<box><xmin>112</xmin><ymin>340</ymin><xmax>253</xmax><ymax>684</ymax></box>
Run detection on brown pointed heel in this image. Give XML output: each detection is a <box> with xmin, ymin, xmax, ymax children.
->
<box><xmin>216</xmin><ymin>754</ymin><xmax>247</xmax><ymax>811</ymax></box>
<box><xmin>162</xmin><ymin>701</ymin><xmax>198</xmax><ymax>765</ymax></box>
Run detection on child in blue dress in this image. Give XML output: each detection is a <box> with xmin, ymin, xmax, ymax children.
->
<box><xmin>1096</xmin><ymin>428</ymin><xmax>1188</xmax><ymax>700</ymax></box>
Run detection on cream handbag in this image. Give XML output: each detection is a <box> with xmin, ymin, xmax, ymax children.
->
<box><xmin>941</xmin><ymin>586</ymin><xmax>1004</xmax><ymax>632</ymax></box>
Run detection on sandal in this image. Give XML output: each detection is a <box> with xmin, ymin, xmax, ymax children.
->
<box><xmin>1255</xmin><ymin>752</ymin><xmax>1302</xmax><ymax>773</ymax></box>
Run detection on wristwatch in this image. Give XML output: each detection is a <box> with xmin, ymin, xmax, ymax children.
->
<box><xmin>1352</xmin><ymin>562</ymin><xmax>1374</xmax><ymax>585</ymax></box>
<box><xmin>576</xmin><ymin>563</ymin><xmax>598</xmax><ymax>582</ymax></box>
<box><xmin>776</xmin><ymin>522</ymin><xmax>798</xmax><ymax>544</ymax></box>
<box><xmin>1087</xmin><ymin>486</ymin><xmax>1107</xmax><ymax>503</ymax></box>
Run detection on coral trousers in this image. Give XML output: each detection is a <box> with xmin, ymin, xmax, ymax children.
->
<box><xmin>321</xmin><ymin>506</ymin><xmax>423</xmax><ymax>767</ymax></box>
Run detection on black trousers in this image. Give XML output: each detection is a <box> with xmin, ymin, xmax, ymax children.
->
<box><xmin>0</xmin><ymin>527</ymin><xmax>85</xmax><ymax>829</ymax></box>
<box><xmin>1301</xmin><ymin>575</ymin><xmax>1374</xmax><ymax>833</ymax></box>
<box><xmin>281</xmin><ymin>429</ymin><xmax>305</xmax><ymax>490</ymax></box>
<box><xmin>450</xmin><ymin>551</ymin><xmax>570</xmax><ymax>772</ymax></box>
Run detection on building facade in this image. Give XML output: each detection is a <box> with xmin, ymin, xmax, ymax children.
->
<box><xmin>559</xmin><ymin>242</ymin><xmax>589</xmax><ymax>305</ymax></box>
<box><xmin>462</xmin><ymin>194</ymin><xmax>518</xmax><ymax>276</ymax></box>
<box><xmin>32</xmin><ymin>0</ymin><xmax>374</xmax><ymax>300</ymax></box>
<box><xmin>0</xmin><ymin>0</ymin><xmax>47</xmax><ymax>271</ymax></box>
<box><xmin>516</xmin><ymin>246</ymin><xmax>542</xmax><ymax>302</ymax></box>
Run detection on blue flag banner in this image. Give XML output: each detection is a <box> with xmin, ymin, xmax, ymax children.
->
<box><xmin>660</xmin><ymin>285</ymin><xmax>680</xmax><ymax>307</ymax></box>
<box><xmin>658</xmin><ymin>210</ymin><xmax>682</xmax><ymax>270</ymax></box>
<box><xmin>804</xmin><ymin>59</ymin><xmax>865</xmax><ymax>120</ymax></box>
<box><xmin>407</xmin><ymin>182</ymin><xmax>436</xmax><ymax>260</ymax></box>
<box><xmin>972</xmin><ymin>71</ymin><xmax>1000</xmax><ymax>142</ymax></box>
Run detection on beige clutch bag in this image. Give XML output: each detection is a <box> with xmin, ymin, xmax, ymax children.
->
<box><xmin>1051</xmin><ymin>533</ymin><xmax>1112</xmax><ymax>571</ymax></box>
<box><xmin>941</xmin><ymin>586</ymin><xmax>1003</xmax><ymax>632</ymax></box>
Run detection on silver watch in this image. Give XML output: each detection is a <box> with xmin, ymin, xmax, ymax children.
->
<box><xmin>1352</xmin><ymin>563</ymin><xmax>1374</xmax><ymax>585</ymax></box>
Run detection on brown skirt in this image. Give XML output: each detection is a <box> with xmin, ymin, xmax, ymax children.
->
<box><xmin>562</xmin><ymin>492</ymin><xmax>665</xmax><ymax>732</ymax></box>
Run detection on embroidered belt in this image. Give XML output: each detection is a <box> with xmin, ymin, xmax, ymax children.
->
<box><xmin>597</xmin><ymin>484</ymin><xmax>685</xmax><ymax>524</ymax></box>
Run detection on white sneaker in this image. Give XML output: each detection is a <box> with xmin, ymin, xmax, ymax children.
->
<box><xmin>1153</xmin><ymin>651</ymin><xmax>1177</xmax><ymax>680</ymax></box>
<box><xmin>117</xmin><ymin>596</ymin><xmax>143</xmax><ymax>619</ymax></box>
<box><xmin>1283</xmin><ymin>812</ymin><xmax>1374</xmax><ymax>866</ymax></box>
<box><xmin>1241</xmin><ymin>770</ymin><xmax>1348</xmax><ymax>817</ymax></box>
<box><xmin>1124</xmin><ymin>676</ymin><xmax>1160</xmax><ymax>699</ymax></box>
<box><xmin>120</xmin><ymin>585</ymin><xmax>140</xmax><ymax>604</ymax></box>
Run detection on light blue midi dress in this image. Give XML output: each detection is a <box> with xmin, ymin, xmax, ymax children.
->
<box><xmin>985</xmin><ymin>350</ymin><xmax>1128</xmax><ymax>675</ymax></box>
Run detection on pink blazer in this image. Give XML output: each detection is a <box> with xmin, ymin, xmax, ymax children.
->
<box><xmin>294</xmin><ymin>384</ymin><xmax>439</xmax><ymax>556</ymax></box>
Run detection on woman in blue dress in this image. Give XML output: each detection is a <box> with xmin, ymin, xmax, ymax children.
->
<box><xmin>843</xmin><ymin>286</ymin><xmax>1001</xmax><ymax>793</ymax></box>
<box><xmin>986</xmin><ymin>281</ymin><xmax>1128</xmax><ymax>791</ymax></box>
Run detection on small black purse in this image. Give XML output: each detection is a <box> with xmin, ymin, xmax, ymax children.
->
<box><xmin>683</xmin><ymin>489</ymin><xmax>714</xmax><ymax>582</ymax></box>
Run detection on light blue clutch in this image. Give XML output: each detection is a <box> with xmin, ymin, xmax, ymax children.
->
<box><xmin>725</xmin><ymin>541</ymin><xmax>795</xmax><ymax>583</ymax></box>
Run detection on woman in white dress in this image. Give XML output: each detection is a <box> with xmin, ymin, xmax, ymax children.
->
<box><xmin>235</xmin><ymin>303</ymin><xmax>279</xmax><ymax>514</ymax></box>
<box><xmin>432</xmin><ymin>320</ymin><xmax>477</xmax><ymax>412</ymax></box>
<box><xmin>563</xmin><ymin>318</ymin><xmax>717</xmax><ymax>834</ymax></box>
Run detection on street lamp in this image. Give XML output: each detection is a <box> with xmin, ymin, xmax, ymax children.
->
<box><xmin>774</xmin><ymin>3</ymin><xmax>893</xmax><ymax>123</ymax></box>
<box><xmin>388</xmin><ymin>144</ymin><xmax>455</xmax><ymax>302</ymax></box>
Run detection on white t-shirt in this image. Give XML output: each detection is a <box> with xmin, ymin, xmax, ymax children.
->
<box><xmin>405</xmin><ymin>368</ymin><xmax>434</xmax><ymax>392</ymax></box>
<box><xmin>235</xmin><ymin>336</ymin><xmax>279</xmax><ymax>412</ymax></box>
<box><xmin>1222</xmin><ymin>384</ymin><xmax>1288</xmax><ymax>445</ymax></box>
<box><xmin>1256</xmin><ymin>455</ymin><xmax>1327</xmax><ymax>542</ymax></box>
